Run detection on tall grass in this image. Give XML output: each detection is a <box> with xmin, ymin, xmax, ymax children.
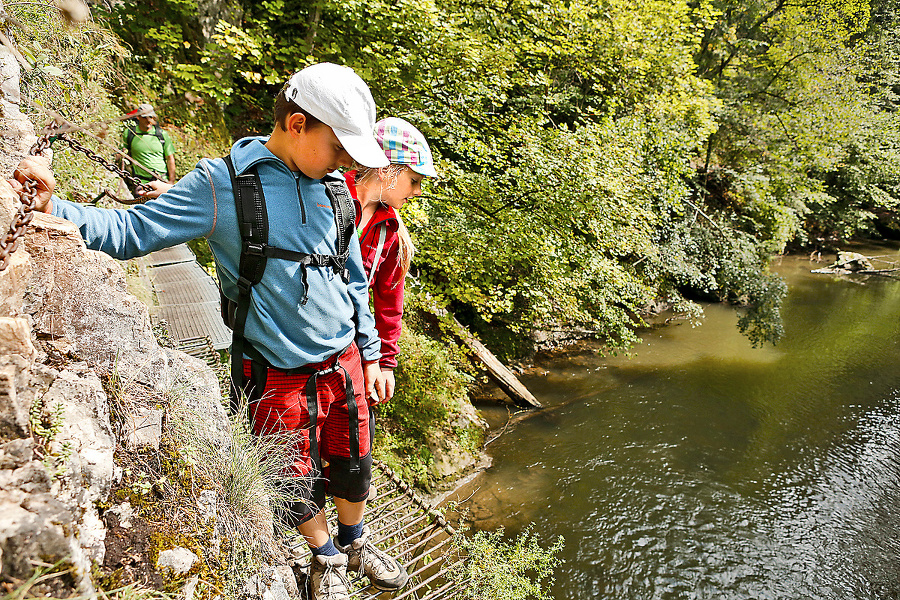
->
<box><xmin>165</xmin><ymin>395</ymin><xmax>311</xmax><ymax>563</ymax></box>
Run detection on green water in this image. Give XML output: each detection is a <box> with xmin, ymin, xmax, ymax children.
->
<box><xmin>447</xmin><ymin>247</ymin><xmax>900</xmax><ymax>599</ymax></box>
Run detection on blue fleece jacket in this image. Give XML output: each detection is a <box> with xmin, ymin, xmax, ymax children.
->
<box><xmin>51</xmin><ymin>136</ymin><xmax>381</xmax><ymax>369</ymax></box>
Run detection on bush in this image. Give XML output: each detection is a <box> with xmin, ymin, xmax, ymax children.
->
<box><xmin>374</xmin><ymin>313</ymin><xmax>475</xmax><ymax>487</ymax></box>
<box><xmin>450</xmin><ymin>525</ymin><xmax>564</xmax><ymax>600</ymax></box>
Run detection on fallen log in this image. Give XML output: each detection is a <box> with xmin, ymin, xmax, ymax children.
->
<box><xmin>811</xmin><ymin>251</ymin><xmax>900</xmax><ymax>279</ymax></box>
<box><xmin>429</xmin><ymin>307</ymin><xmax>541</xmax><ymax>409</ymax></box>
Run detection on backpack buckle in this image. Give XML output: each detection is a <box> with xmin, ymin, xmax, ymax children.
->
<box><xmin>244</xmin><ymin>242</ymin><xmax>265</xmax><ymax>256</ymax></box>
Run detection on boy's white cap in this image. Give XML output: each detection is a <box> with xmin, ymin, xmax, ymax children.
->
<box><xmin>285</xmin><ymin>63</ymin><xmax>389</xmax><ymax>168</ymax></box>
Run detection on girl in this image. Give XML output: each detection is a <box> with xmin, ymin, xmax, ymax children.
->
<box><xmin>344</xmin><ymin>117</ymin><xmax>436</xmax><ymax>400</ymax></box>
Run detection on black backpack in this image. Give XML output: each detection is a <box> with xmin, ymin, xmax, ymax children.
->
<box><xmin>220</xmin><ymin>155</ymin><xmax>357</xmax><ymax>414</ymax></box>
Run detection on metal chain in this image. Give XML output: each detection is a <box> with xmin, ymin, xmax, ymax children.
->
<box><xmin>0</xmin><ymin>126</ymin><xmax>153</xmax><ymax>272</ymax></box>
<box><xmin>0</xmin><ymin>130</ymin><xmax>56</xmax><ymax>272</ymax></box>
<box><xmin>55</xmin><ymin>133</ymin><xmax>154</xmax><ymax>193</ymax></box>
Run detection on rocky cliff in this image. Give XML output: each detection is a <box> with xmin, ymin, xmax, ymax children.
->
<box><xmin>0</xmin><ymin>37</ymin><xmax>232</xmax><ymax>596</ymax></box>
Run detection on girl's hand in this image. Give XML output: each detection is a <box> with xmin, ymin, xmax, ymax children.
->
<box><xmin>381</xmin><ymin>368</ymin><xmax>395</xmax><ymax>402</ymax></box>
<box><xmin>364</xmin><ymin>361</ymin><xmax>386</xmax><ymax>405</ymax></box>
<box><xmin>8</xmin><ymin>156</ymin><xmax>55</xmax><ymax>213</ymax></box>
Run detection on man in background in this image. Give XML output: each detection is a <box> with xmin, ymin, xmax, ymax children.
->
<box><xmin>120</xmin><ymin>103</ymin><xmax>176</xmax><ymax>194</ymax></box>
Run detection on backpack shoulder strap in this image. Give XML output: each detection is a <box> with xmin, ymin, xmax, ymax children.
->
<box><xmin>223</xmin><ymin>154</ymin><xmax>269</xmax><ymax>415</ymax></box>
<box><xmin>322</xmin><ymin>173</ymin><xmax>356</xmax><ymax>262</ymax></box>
<box><xmin>124</xmin><ymin>125</ymin><xmax>136</xmax><ymax>152</ymax></box>
<box><xmin>153</xmin><ymin>124</ymin><xmax>166</xmax><ymax>146</ymax></box>
<box><xmin>367</xmin><ymin>224</ymin><xmax>388</xmax><ymax>287</ymax></box>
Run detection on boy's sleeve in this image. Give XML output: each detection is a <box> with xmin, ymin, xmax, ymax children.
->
<box><xmin>344</xmin><ymin>234</ymin><xmax>382</xmax><ymax>363</ymax></box>
<box><xmin>50</xmin><ymin>164</ymin><xmax>216</xmax><ymax>260</ymax></box>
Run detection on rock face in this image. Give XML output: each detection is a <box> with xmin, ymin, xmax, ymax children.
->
<box><xmin>0</xmin><ymin>160</ymin><xmax>227</xmax><ymax>594</ymax></box>
<box><xmin>0</xmin><ymin>36</ymin><xmax>37</xmax><ymax>180</ymax></box>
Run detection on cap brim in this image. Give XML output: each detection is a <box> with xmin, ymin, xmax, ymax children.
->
<box><xmin>410</xmin><ymin>163</ymin><xmax>437</xmax><ymax>177</ymax></box>
<box><xmin>337</xmin><ymin>131</ymin><xmax>390</xmax><ymax>168</ymax></box>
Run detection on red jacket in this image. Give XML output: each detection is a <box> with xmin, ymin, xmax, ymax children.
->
<box><xmin>345</xmin><ymin>171</ymin><xmax>404</xmax><ymax>370</ymax></box>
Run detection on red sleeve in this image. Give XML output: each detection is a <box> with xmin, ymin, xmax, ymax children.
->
<box><xmin>370</xmin><ymin>232</ymin><xmax>404</xmax><ymax>370</ymax></box>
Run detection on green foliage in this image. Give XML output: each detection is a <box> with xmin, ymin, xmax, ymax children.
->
<box><xmin>375</xmin><ymin>317</ymin><xmax>475</xmax><ymax>487</ymax></box>
<box><xmin>8</xmin><ymin>1</ymin><xmax>131</xmax><ymax>200</ymax></box>
<box><xmin>91</xmin><ymin>0</ymin><xmax>898</xmax><ymax>360</ymax></box>
<box><xmin>100</xmin><ymin>371</ymin><xmax>295</xmax><ymax>598</ymax></box>
<box><xmin>28</xmin><ymin>396</ymin><xmax>73</xmax><ymax>479</ymax></box>
<box><xmin>94</xmin><ymin>0</ymin><xmax>797</xmax><ymax>350</ymax></box>
<box><xmin>647</xmin><ymin>218</ymin><xmax>787</xmax><ymax>346</ymax></box>
<box><xmin>695</xmin><ymin>0</ymin><xmax>900</xmax><ymax>248</ymax></box>
<box><xmin>450</xmin><ymin>525</ymin><xmax>564</xmax><ymax>600</ymax></box>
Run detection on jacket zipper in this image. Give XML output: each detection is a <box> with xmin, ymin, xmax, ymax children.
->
<box><xmin>295</xmin><ymin>173</ymin><xmax>307</xmax><ymax>224</ymax></box>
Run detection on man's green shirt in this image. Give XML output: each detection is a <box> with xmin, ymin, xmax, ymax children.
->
<box><xmin>122</xmin><ymin>125</ymin><xmax>175</xmax><ymax>181</ymax></box>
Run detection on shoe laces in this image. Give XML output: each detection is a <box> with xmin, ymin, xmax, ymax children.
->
<box><xmin>358</xmin><ymin>540</ymin><xmax>394</xmax><ymax>577</ymax></box>
<box><xmin>318</xmin><ymin>560</ymin><xmax>350</xmax><ymax>598</ymax></box>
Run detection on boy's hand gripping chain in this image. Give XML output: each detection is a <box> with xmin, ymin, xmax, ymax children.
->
<box><xmin>0</xmin><ymin>122</ymin><xmax>153</xmax><ymax>272</ymax></box>
<box><xmin>0</xmin><ymin>127</ymin><xmax>56</xmax><ymax>272</ymax></box>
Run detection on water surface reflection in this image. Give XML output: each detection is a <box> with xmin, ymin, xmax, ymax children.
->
<box><xmin>445</xmin><ymin>248</ymin><xmax>900</xmax><ymax>599</ymax></box>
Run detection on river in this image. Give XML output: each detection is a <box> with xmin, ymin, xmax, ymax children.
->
<box><xmin>446</xmin><ymin>246</ymin><xmax>900</xmax><ymax>599</ymax></box>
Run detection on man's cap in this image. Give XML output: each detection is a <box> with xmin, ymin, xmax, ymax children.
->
<box><xmin>136</xmin><ymin>103</ymin><xmax>156</xmax><ymax>118</ymax></box>
<box><xmin>374</xmin><ymin>117</ymin><xmax>437</xmax><ymax>177</ymax></box>
<box><xmin>284</xmin><ymin>63</ymin><xmax>389</xmax><ymax>169</ymax></box>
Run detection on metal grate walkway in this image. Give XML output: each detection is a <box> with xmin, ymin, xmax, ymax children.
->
<box><xmin>137</xmin><ymin>243</ymin><xmax>232</xmax><ymax>351</ymax></box>
<box><xmin>291</xmin><ymin>461</ymin><xmax>467</xmax><ymax>600</ymax></box>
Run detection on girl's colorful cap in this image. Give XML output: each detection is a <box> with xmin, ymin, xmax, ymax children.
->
<box><xmin>285</xmin><ymin>63</ymin><xmax>389</xmax><ymax>168</ymax></box>
<box><xmin>374</xmin><ymin>117</ymin><xmax>437</xmax><ymax>177</ymax></box>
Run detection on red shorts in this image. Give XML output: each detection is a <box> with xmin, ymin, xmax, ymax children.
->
<box><xmin>243</xmin><ymin>343</ymin><xmax>373</xmax><ymax>526</ymax></box>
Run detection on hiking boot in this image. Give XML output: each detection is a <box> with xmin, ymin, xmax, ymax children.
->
<box><xmin>310</xmin><ymin>552</ymin><xmax>351</xmax><ymax>600</ymax></box>
<box><xmin>336</xmin><ymin>525</ymin><xmax>409</xmax><ymax>591</ymax></box>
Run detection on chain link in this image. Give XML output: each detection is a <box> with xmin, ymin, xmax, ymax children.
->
<box><xmin>0</xmin><ymin>128</ymin><xmax>56</xmax><ymax>272</ymax></box>
<box><xmin>55</xmin><ymin>133</ymin><xmax>154</xmax><ymax>194</ymax></box>
<box><xmin>0</xmin><ymin>125</ymin><xmax>152</xmax><ymax>272</ymax></box>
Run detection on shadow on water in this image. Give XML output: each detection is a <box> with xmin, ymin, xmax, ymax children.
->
<box><xmin>444</xmin><ymin>246</ymin><xmax>900</xmax><ymax>600</ymax></box>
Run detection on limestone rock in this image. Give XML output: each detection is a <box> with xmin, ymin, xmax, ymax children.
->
<box><xmin>242</xmin><ymin>565</ymin><xmax>295</xmax><ymax>600</ymax></box>
<box><xmin>0</xmin><ymin>358</ymin><xmax>30</xmax><ymax>438</ymax></box>
<box><xmin>0</xmin><ymin>493</ymin><xmax>94</xmax><ymax>595</ymax></box>
<box><xmin>106</xmin><ymin>501</ymin><xmax>134</xmax><ymax>529</ymax></box>
<box><xmin>22</xmin><ymin>213</ymin><xmax>169</xmax><ymax>387</ymax></box>
<box><xmin>0</xmin><ymin>354</ymin><xmax>56</xmax><ymax>439</ymax></box>
<box><xmin>78</xmin><ymin>504</ymin><xmax>107</xmax><ymax>564</ymax></box>
<box><xmin>183</xmin><ymin>574</ymin><xmax>200</xmax><ymax>600</ymax></box>
<box><xmin>425</xmin><ymin>402</ymin><xmax>486</xmax><ymax>483</ymax></box>
<box><xmin>426</xmin><ymin>431</ymin><xmax>477</xmax><ymax>482</ymax></box>
<box><xmin>0</xmin><ymin>316</ymin><xmax>36</xmax><ymax>358</ymax></box>
<box><xmin>0</xmin><ymin>179</ymin><xmax>34</xmax><ymax>314</ymax></box>
<box><xmin>0</xmin><ymin>460</ymin><xmax>51</xmax><ymax>493</ymax></box>
<box><xmin>163</xmin><ymin>347</ymin><xmax>229</xmax><ymax>441</ymax></box>
<box><xmin>123</xmin><ymin>407</ymin><xmax>164</xmax><ymax>450</ymax></box>
<box><xmin>0</xmin><ymin>438</ymin><xmax>34</xmax><ymax>469</ymax></box>
<box><xmin>41</xmin><ymin>370</ymin><xmax>115</xmax><ymax>499</ymax></box>
<box><xmin>0</xmin><ymin>40</ymin><xmax>36</xmax><ymax>180</ymax></box>
<box><xmin>157</xmin><ymin>546</ymin><xmax>199</xmax><ymax>575</ymax></box>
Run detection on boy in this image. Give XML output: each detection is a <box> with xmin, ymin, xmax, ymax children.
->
<box><xmin>12</xmin><ymin>63</ymin><xmax>409</xmax><ymax>600</ymax></box>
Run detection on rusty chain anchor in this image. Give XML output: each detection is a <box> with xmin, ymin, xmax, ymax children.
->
<box><xmin>0</xmin><ymin>122</ymin><xmax>154</xmax><ymax>272</ymax></box>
